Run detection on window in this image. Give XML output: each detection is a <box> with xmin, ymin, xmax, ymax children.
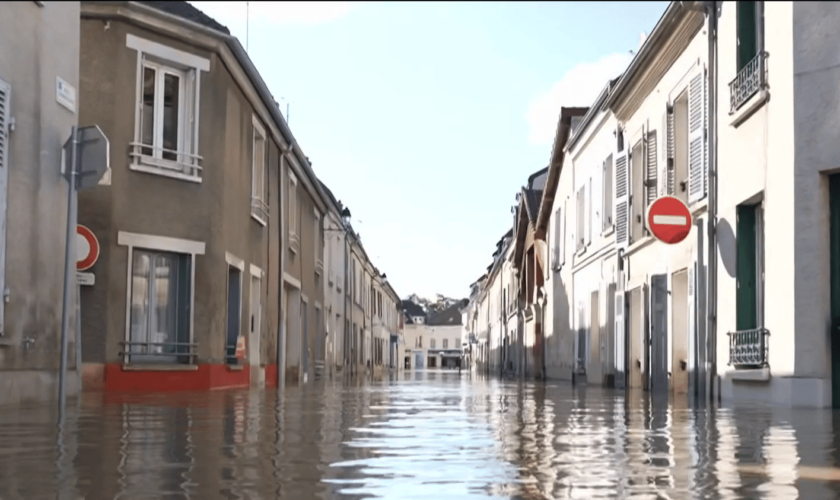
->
<box><xmin>736</xmin><ymin>202</ymin><xmax>764</xmax><ymax>331</ymax></box>
<box><xmin>128</xmin><ymin>249</ymin><xmax>192</xmax><ymax>364</ymax></box>
<box><xmin>588</xmin><ymin>176</ymin><xmax>593</xmax><ymax>245</ymax></box>
<box><xmin>630</xmin><ymin>140</ymin><xmax>645</xmax><ymax>244</ymax></box>
<box><xmin>288</xmin><ymin>172</ymin><xmax>299</xmax><ymax>252</ymax></box>
<box><xmin>430</xmin><ymin>338</ymin><xmax>436</xmax><ymax>349</ymax></box>
<box><xmin>251</xmin><ymin>117</ymin><xmax>268</xmax><ymax>224</ymax></box>
<box><xmin>737</xmin><ymin>1</ymin><xmax>759</xmax><ymax>72</ymax></box>
<box><xmin>603</xmin><ymin>154</ymin><xmax>614</xmax><ymax>232</ymax></box>
<box><xmin>673</xmin><ymin>92</ymin><xmax>689</xmax><ymax>205</ymax></box>
<box><xmin>127</xmin><ymin>35</ymin><xmax>208</xmax><ymax>182</ymax></box>
<box><xmin>443</xmin><ymin>339</ymin><xmax>449</xmax><ymax>349</ymax></box>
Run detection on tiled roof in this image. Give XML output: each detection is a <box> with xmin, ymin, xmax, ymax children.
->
<box><xmin>426</xmin><ymin>302</ymin><xmax>464</xmax><ymax>326</ymax></box>
<box><xmin>138</xmin><ymin>1</ymin><xmax>230</xmax><ymax>34</ymax></box>
<box><xmin>523</xmin><ymin>188</ymin><xmax>543</xmax><ymax>222</ymax></box>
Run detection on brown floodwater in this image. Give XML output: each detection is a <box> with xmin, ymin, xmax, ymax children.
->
<box><xmin>2</xmin><ymin>369</ymin><xmax>840</xmax><ymax>499</ymax></box>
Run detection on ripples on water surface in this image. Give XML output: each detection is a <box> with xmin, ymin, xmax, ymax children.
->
<box><xmin>2</xmin><ymin>370</ymin><xmax>840</xmax><ymax>499</ymax></box>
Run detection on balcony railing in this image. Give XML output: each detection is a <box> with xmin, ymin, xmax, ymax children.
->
<box><xmin>119</xmin><ymin>340</ymin><xmax>198</xmax><ymax>365</ymax></box>
<box><xmin>727</xmin><ymin>328</ymin><xmax>769</xmax><ymax>368</ymax></box>
<box><xmin>729</xmin><ymin>51</ymin><xmax>767</xmax><ymax>114</ymax></box>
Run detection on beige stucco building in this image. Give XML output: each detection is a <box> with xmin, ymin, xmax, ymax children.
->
<box><xmin>0</xmin><ymin>1</ymin><xmax>82</xmax><ymax>405</ymax></box>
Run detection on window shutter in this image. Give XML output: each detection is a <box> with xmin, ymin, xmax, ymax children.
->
<box><xmin>0</xmin><ymin>79</ymin><xmax>9</xmax><ymax>336</ymax></box>
<box><xmin>646</xmin><ymin>130</ymin><xmax>658</xmax><ymax>205</ymax></box>
<box><xmin>688</xmin><ymin>70</ymin><xmax>706</xmax><ymax>204</ymax></box>
<box><xmin>553</xmin><ymin>208</ymin><xmax>561</xmax><ymax>268</ymax></box>
<box><xmin>665</xmin><ymin>107</ymin><xmax>675</xmax><ymax>196</ymax></box>
<box><xmin>561</xmin><ymin>199</ymin><xmax>566</xmax><ymax>266</ymax></box>
<box><xmin>587</xmin><ymin>177</ymin><xmax>593</xmax><ymax>245</ymax></box>
<box><xmin>576</xmin><ymin>186</ymin><xmax>585</xmax><ymax>251</ymax></box>
<box><xmin>615</xmin><ymin>148</ymin><xmax>629</xmax><ymax>249</ymax></box>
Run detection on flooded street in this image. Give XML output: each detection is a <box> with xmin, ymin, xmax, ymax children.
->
<box><xmin>2</xmin><ymin>371</ymin><xmax>840</xmax><ymax>499</ymax></box>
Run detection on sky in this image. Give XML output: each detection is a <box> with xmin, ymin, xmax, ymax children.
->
<box><xmin>190</xmin><ymin>1</ymin><xmax>668</xmax><ymax>300</ymax></box>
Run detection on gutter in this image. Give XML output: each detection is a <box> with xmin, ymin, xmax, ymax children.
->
<box><xmin>277</xmin><ymin>145</ymin><xmax>292</xmax><ymax>389</ymax></box>
<box><xmin>705</xmin><ymin>0</ymin><xmax>719</xmax><ymax>403</ymax></box>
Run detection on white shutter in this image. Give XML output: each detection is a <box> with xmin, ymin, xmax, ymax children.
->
<box><xmin>646</xmin><ymin>130</ymin><xmax>658</xmax><ymax>205</ymax></box>
<box><xmin>587</xmin><ymin>176</ymin><xmax>593</xmax><ymax>245</ymax></box>
<box><xmin>0</xmin><ymin>79</ymin><xmax>9</xmax><ymax>336</ymax></box>
<box><xmin>688</xmin><ymin>70</ymin><xmax>706</xmax><ymax>204</ymax></box>
<box><xmin>687</xmin><ymin>261</ymin><xmax>696</xmax><ymax>377</ymax></box>
<box><xmin>665</xmin><ymin>107</ymin><xmax>675</xmax><ymax>196</ymax></box>
<box><xmin>553</xmin><ymin>208</ymin><xmax>561</xmax><ymax>268</ymax></box>
<box><xmin>614</xmin><ymin>290</ymin><xmax>625</xmax><ymax>375</ymax></box>
<box><xmin>561</xmin><ymin>199</ymin><xmax>566</xmax><ymax>266</ymax></box>
<box><xmin>576</xmin><ymin>186</ymin><xmax>585</xmax><ymax>251</ymax></box>
<box><xmin>615</xmin><ymin>146</ymin><xmax>629</xmax><ymax>249</ymax></box>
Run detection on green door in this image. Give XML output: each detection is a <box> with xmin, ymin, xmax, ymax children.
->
<box><xmin>829</xmin><ymin>175</ymin><xmax>840</xmax><ymax>408</ymax></box>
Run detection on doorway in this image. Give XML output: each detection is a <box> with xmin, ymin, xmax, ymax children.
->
<box><xmin>226</xmin><ymin>266</ymin><xmax>242</xmax><ymax>365</ymax></box>
<box><xmin>628</xmin><ymin>287</ymin><xmax>644</xmax><ymax>389</ymax></box>
<box><xmin>671</xmin><ymin>269</ymin><xmax>689</xmax><ymax>395</ymax></box>
<box><xmin>249</xmin><ymin>274</ymin><xmax>261</xmax><ymax>367</ymax></box>
<box><xmin>650</xmin><ymin>274</ymin><xmax>669</xmax><ymax>394</ymax></box>
<box><xmin>829</xmin><ymin>174</ymin><xmax>840</xmax><ymax>408</ymax></box>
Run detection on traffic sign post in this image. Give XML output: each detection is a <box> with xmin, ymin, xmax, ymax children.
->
<box><xmin>646</xmin><ymin>196</ymin><xmax>693</xmax><ymax>245</ymax></box>
<box><xmin>58</xmin><ymin>125</ymin><xmax>109</xmax><ymax>419</ymax></box>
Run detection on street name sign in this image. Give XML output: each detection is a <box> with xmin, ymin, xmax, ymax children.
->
<box><xmin>646</xmin><ymin>196</ymin><xmax>692</xmax><ymax>245</ymax></box>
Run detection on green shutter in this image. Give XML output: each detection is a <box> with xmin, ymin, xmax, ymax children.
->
<box><xmin>737</xmin><ymin>1</ymin><xmax>758</xmax><ymax>72</ymax></box>
<box><xmin>736</xmin><ymin>205</ymin><xmax>757</xmax><ymax>331</ymax></box>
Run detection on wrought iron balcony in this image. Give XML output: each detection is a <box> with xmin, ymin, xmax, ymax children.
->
<box><xmin>727</xmin><ymin>328</ymin><xmax>769</xmax><ymax>368</ymax></box>
<box><xmin>729</xmin><ymin>52</ymin><xmax>767</xmax><ymax>114</ymax></box>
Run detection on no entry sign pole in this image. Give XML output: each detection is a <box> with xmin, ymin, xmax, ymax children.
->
<box><xmin>647</xmin><ymin>196</ymin><xmax>693</xmax><ymax>245</ymax></box>
<box><xmin>58</xmin><ymin>126</ymin><xmax>78</xmax><ymax>418</ymax></box>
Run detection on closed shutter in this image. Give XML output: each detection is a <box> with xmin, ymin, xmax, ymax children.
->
<box><xmin>688</xmin><ymin>70</ymin><xmax>706</xmax><ymax>204</ymax></box>
<box><xmin>587</xmin><ymin>176</ymin><xmax>593</xmax><ymax>245</ymax></box>
<box><xmin>646</xmin><ymin>130</ymin><xmax>658</xmax><ymax>205</ymax></box>
<box><xmin>561</xmin><ymin>199</ymin><xmax>567</xmax><ymax>266</ymax></box>
<box><xmin>576</xmin><ymin>186</ymin><xmax>585</xmax><ymax>251</ymax></box>
<box><xmin>553</xmin><ymin>208</ymin><xmax>561</xmax><ymax>268</ymax></box>
<box><xmin>665</xmin><ymin>107</ymin><xmax>675</xmax><ymax>196</ymax></box>
<box><xmin>615</xmin><ymin>148</ymin><xmax>630</xmax><ymax>249</ymax></box>
<box><xmin>0</xmin><ymin>79</ymin><xmax>9</xmax><ymax>336</ymax></box>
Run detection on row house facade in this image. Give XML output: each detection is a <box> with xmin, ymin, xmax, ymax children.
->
<box><xmin>71</xmin><ymin>0</ymin><xmax>400</xmax><ymax>393</ymax></box>
<box><xmin>0</xmin><ymin>1</ymin><xmax>82</xmax><ymax>405</ymax></box>
<box><xmin>399</xmin><ymin>301</ymin><xmax>464</xmax><ymax>370</ymax></box>
<box><xmin>474</xmin><ymin>0</ymin><xmax>840</xmax><ymax>408</ymax></box>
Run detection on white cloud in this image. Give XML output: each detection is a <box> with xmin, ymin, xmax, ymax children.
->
<box><xmin>189</xmin><ymin>1</ymin><xmax>361</xmax><ymax>26</ymax></box>
<box><xmin>526</xmin><ymin>52</ymin><xmax>633</xmax><ymax>146</ymax></box>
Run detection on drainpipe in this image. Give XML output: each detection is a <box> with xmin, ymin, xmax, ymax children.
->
<box><xmin>539</xmin><ymin>286</ymin><xmax>547</xmax><ymax>380</ymax></box>
<box><xmin>277</xmin><ymin>146</ymin><xmax>291</xmax><ymax>390</ymax></box>
<box><xmin>705</xmin><ymin>0</ymin><xmax>719</xmax><ymax>402</ymax></box>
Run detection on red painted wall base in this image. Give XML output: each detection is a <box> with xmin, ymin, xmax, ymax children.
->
<box><xmin>102</xmin><ymin>363</ymin><xmax>251</xmax><ymax>392</ymax></box>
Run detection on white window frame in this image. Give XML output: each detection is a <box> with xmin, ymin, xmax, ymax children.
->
<box><xmin>118</xmin><ymin>231</ymin><xmax>205</xmax><ymax>365</ymax></box>
<box><xmin>126</xmin><ymin>34</ymin><xmax>208</xmax><ymax>183</ymax></box>
<box><xmin>288</xmin><ymin>172</ymin><xmax>299</xmax><ymax>253</ymax></box>
<box><xmin>251</xmin><ymin>116</ymin><xmax>268</xmax><ymax>225</ymax></box>
<box><xmin>576</xmin><ymin>185</ymin><xmax>586</xmax><ymax>253</ymax></box>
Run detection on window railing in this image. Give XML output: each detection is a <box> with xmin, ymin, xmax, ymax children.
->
<box><xmin>129</xmin><ymin>142</ymin><xmax>203</xmax><ymax>180</ymax></box>
<box><xmin>727</xmin><ymin>328</ymin><xmax>769</xmax><ymax>368</ymax></box>
<box><xmin>729</xmin><ymin>51</ymin><xmax>767</xmax><ymax>114</ymax></box>
<box><xmin>119</xmin><ymin>340</ymin><xmax>198</xmax><ymax>364</ymax></box>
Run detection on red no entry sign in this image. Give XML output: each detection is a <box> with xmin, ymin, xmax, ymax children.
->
<box><xmin>76</xmin><ymin>224</ymin><xmax>100</xmax><ymax>271</ymax></box>
<box><xmin>647</xmin><ymin>196</ymin><xmax>692</xmax><ymax>245</ymax></box>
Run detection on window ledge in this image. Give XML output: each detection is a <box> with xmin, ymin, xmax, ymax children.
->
<box><xmin>227</xmin><ymin>364</ymin><xmax>244</xmax><ymax>372</ymax></box>
<box><xmin>251</xmin><ymin>212</ymin><xmax>268</xmax><ymax>226</ymax></box>
<box><xmin>730</xmin><ymin>89</ymin><xmax>770</xmax><ymax>129</ymax></box>
<box><xmin>130</xmin><ymin>160</ymin><xmax>202</xmax><ymax>184</ymax></box>
<box><xmin>624</xmin><ymin>235</ymin><xmax>656</xmax><ymax>258</ymax></box>
<box><xmin>726</xmin><ymin>367</ymin><xmax>770</xmax><ymax>382</ymax></box>
<box><xmin>122</xmin><ymin>363</ymin><xmax>199</xmax><ymax>372</ymax></box>
<box><xmin>602</xmin><ymin>226</ymin><xmax>615</xmax><ymax>238</ymax></box>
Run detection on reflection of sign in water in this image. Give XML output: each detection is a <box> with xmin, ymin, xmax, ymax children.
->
<box><xmin>234</xmin><ymin>397</ymin><xmax>245</xmax><ymax>445</ymax></box>
<box><xmin>236</xmin><ymin>335</ymin><xmax>246</xmax><ymax>359</ymax></box>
